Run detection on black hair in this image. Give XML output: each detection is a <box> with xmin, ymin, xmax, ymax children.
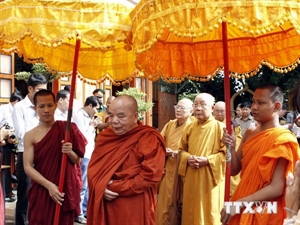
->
<box><xmin>92</xmin><ymin>89</ymin><xmax>104</xmax><ymax>95</ymax></box>
<box><xmin>33</xmin><ymin>89</ymin><xmax>55</xmax><ymax>106</ymax></box>
<box><xmin>240</xmin><ymin>101</ymin><xmax>251</xmax><ymax>109</ymax></box>
<box><xmin>9</xmin><ymin>92</ymin><xmax>23</xmax><ymax>103</ymax></box>
<box><xmin>63</xmin><ymin>85</ymin><xmax>71</xmax><ymax>92</ymax></box>
<box><xmin>27</xmin><ymin>73</ymin><xmax>47</xmax><ymax>88</ymax></box>
<box><xmin>56</xmin><ymin>90</ymin><xmax>69</xmax><ymax>102</ymax></box>
<box><xmin>255</xmin><ymin>83</ymin><xmax>283</xmax><ymax>104</ymax></box>
<box><xmin>84</xmin><ymin>96</ymin><xmax>99</xmax><ymax>107</ymax></box>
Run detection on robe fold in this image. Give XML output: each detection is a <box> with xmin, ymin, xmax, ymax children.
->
<box><xmin>28</xmin><ymin>121</ymin><xmax>86</xmax><ymax>225</ymax></box>
<box><xmin>229</xmin><ymin>127</ymin><xmax>300</xmax><ymax>225</ymax></box>
<box><xmin>87</xmin><ymin>123</ymin><xmax>166</xmax><ymax>225</ymax></box>
<box><xmin>156</xmin><ymin>117</ymin><xmax>192</xmax><ymax>225</ymax></box>
<box><xmin>178</xmin><ymin>116</ymin><xmax>226</xmax><ymax>225</ymax></box>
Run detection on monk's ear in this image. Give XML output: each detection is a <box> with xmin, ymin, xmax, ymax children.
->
<box><xmin>274</xmin><ymin>101</ymin><xmax>281</xmax><ymax>112</ymax></box>
<box><xmin>134</xmin><ymin>111</ymin><xmax>139</xmax><ymax>123</ymax></box>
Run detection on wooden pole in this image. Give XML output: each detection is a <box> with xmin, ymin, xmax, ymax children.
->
<box><xmin>222</xmin><ymin>21</ymin><xmax>232</xmax><ymax>202</ymax></box>
<box><xmin>53</xmin><ymin>37</ymin><xmax>81</xmax><ymax>225</ymax></box>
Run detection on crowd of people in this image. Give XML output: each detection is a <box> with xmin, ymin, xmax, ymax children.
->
<box><xmin>1</xmin><ymin>74</ymin><xmax>300</xmax><ymax>225</ymax></box>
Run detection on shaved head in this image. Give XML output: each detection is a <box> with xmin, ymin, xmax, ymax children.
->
<box><xmin>194</xmin><ymin>93</ymin><xmax>215</xmax><ymax>105</ymax></box>
<box><xmin>193</xmin><ymin>93</ymin><xmax>215</xmax><ymax>123</ymax></box>
<box><xmin>108</xmin><ymin>95</ymin><xmax>139</xmax><ymax>135</ymax></box>
<box><xmin>115</xmin><ymin>95</ymin><xmax>138</xmax><ymax>112</ymax></box>
<box><xmin>214</xmin><ymin>101</ymin><xmax>226</xmax><ymax>122</ymax></box>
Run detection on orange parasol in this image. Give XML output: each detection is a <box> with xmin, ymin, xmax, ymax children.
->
<box><xmin>0</xmin><ymin>0</ymin><xmax>138</xmax><ymax>84</ymax></box>
<box><xmin>130</xmin><ymin>0</ymin><xmax>300</xmax><ymax>201</ymax></box>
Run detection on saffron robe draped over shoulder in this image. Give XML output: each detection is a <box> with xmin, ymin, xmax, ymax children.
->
<box><xmin>178</xmin><ymin>116</ymin><xmax>226</xmax><ymax>225</ymax></box>
<box><xmin>87</xmin><ymin>123</ymin><xmax>166</xmax><ymax>225</ymax></box>
<box><xmin>229</xmin><ymin>127</ymin><xmax>300</xmax><ymax>225</ymax></box>
<box><xmin>28</xmin><ymin>121</ymin><xmax>86</xmax><ymax>225</ymax></box>
<box><xmin>156</xmin><ymin>117</ymin><xmax>193</xmax><ymax>225</ymax></box>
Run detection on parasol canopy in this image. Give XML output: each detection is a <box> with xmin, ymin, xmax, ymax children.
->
<box><xmin>130</xmin><ymin>0</ymin><xmax>300</xmax><ymax>83</ymax></box>
<box><xmin>0</xmin><ymin>0</ymin><xmax>139</xmax><ymax>84</ymax></box>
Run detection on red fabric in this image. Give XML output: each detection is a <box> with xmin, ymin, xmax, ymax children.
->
<box><xmin>87</xmin><ymin>123</ymin><xmax>166</xmax><ymax>225</ymax></box>
<box><xmin>230</xmin><ymin>127</ymin><xmax>299</xmax><ymax>225</ymax></box>
<box><xmin>28</xmin><ymin>121</ymin><xmax>86</xmax><ymax>225</ymax></box>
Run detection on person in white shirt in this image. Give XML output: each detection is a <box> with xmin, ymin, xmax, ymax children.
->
<box><xmin>54</xmin><ymin>90</ymin><xmax>70</xmax><ymax>121</ymax></box>
<box><xmin>0</xmin><ymin>91</ymin><xmax>23</xmax><ymax>202</ymax></box>
<box><xmin>12</xmin><ymin>73</ymin><xmax>47</xmax><ymax>225</ymax></box>
<box><xmin>63</xmin><ymin>85</ymin><xmax>82</xmax><ymax>114</ymax></box>
<box><xmin>73</xmin><ymin>96</ymin><xmax>101</xmax><ymax>224</ymax></box>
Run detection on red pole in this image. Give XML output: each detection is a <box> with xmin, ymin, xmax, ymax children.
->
<box><xmin>53</xmin><ymin>37</ymin><xmax>81</xmax><ymax>225</ymax></box>
<box><xmin>222</xmin><ymin>21</ymin><xmax>231</xmax><ymax>202</ymax></box>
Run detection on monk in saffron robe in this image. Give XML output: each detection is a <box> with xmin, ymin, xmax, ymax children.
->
<box><xmin>214</xmin><ymin>101</ymin><xmax>242</xmax><ymax>196</ymax></box>
<box><xmin>156</xmin><ymin>98</ymin><xmax>193</xmax><ymax>225</ymax></box>
<box><xmin>221</xmin><ymin>84</ymin><xmax>300</xmax><ymax>225</ymax></box>
<box><xmin>178</xmin><ymin>93</ymin><xmax>226</xmax><ymax>225</ymax></box>
<box><xmin>23</xmin><ymin>90</ymin><xmax>86</xmax><ymax>225</ymax></box>
<box><xmin>87</xmin><ymin>95</ymin><xmax>166</xmax><ymax>225</ymax></box>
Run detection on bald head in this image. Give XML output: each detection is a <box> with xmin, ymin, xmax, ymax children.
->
<box><xmin>214</xmin><ymin>101</ymin><xmax>226</xmax><ymax>122</ymax></box>
<box><xmin>108</xmin><ymin>95</ymin><xmax>139</xmax><ymax>135</ymax></box>
<box><xmin>193</xmin><ymin>93</ymin><xmax>215</xmax><ymax>123</ymax></box>
<box><xmin>194</xmin><ymin>93</ymin><xmax>215</xmax><ymax>105</ymax></box>
<box><xmin>106</xmin><ymin>96</ymin><xmax>116</xmax><ymax>110</ymax></box>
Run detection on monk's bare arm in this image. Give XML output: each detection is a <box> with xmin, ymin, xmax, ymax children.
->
<box><xmin>222</xmin><ymin>127</ymin><xmax>243</xmax><ymax>175</ymax></box>
<box><xmin>23</xmin><ymin>131</ymin><xmax>65</xmax><ymax>205</ymax></box>
<box><xmin>239</xmin><ymin>158</ymin><xmax>288</xmax><ymax>202</ymax></box>
<box><xmin>61</xmin><ymin>141</ymin><xmax>81</xmax><ymax>164</ymax></box>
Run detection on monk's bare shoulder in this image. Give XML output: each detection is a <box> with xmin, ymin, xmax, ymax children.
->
<box><xmin>25</xmin><ymin>125</ymin><xmax>49</xmax><ymax>145</ymax></box>
<box><xmin>243</xmin><ymin>126</ymin><xmax>260</xmax><ymax>143</ymax></box>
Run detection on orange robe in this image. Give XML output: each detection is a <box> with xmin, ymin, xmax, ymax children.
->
<box><xmin>87</xmin><ymin>123</ymin><xmax>166</xmax><ymax>225</ymax></box>
<box><xmin>156</xmin><ymin>117</ymin><xmax>193</xmax><ymax>225</ymax></box>
<box><xmin>230</xmin><ymin>127</ymin><xmax>300</xmax><ymax>225</ymax></box>
<box><xmin>178</xmin><ymin>117</ymin><xmax>226</xmax><ymax>225</ymax></box>
<box><xmin>27</xmin><ymin>121</ymin><xmax>86</xmax><ymax>225</ymax></box>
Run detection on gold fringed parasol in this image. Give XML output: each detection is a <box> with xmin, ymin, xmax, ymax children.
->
<box><xmin>0</xmin><ymin>0</ymin><xmax>139</xmax><ymax>85</ymax></box>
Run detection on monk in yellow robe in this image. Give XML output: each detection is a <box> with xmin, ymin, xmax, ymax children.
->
<box><xmin>156</xmin><ymin>98</ymin><xmax>193</xmax><ymax>225</ymax></box>
<box><xmin>221</xmin><ymin>84</ymin><xmax>300</xmax><ymax>225</ymax></box>
<box><xmin>214</xmin><ymin>101</ymin><xmax>242</xmax><ymax>196</ymax></box>
<box><xmin>178</xmin><ymin>93</ymin><xmax>226</xmax><ymax>225</ymax></box>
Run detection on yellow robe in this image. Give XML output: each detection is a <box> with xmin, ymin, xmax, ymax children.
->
<box><xmin>178</xmin><ymin>116</ymin><xmax>226</xmax><ymax>225</ymax></box>
<box><xmin>156</xmin><ymin>117</ymin><xmax>193</xmax><ymax>225</ymax></box>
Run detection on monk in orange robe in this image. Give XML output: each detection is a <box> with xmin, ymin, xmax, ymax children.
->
<box><xmin>23</xmin><ymin>90</ymin><xmax>86</xmax><ymax>225</ymax></box>
<box><xmin>156</xmin><ymin>98</ymin><xmax>193</xmax><ymax>225</ymax></box>
<box><xmin>179</xmin><ymin>93</ymin><xmax>226</xmax><ymax>225</ymax></box>
<box><xmin>87</xmin><ymin>95</ymin><xmax>166</xmax><ymax>225</ymax></box>
<box><xmin>221</xmin><ymin>84</ymin><xmax>300</xmax><ymax>225</ymax></box>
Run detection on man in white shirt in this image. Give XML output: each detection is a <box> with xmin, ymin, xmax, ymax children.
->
<box><xmin>54</xmin><ymin>90</ymin><xmax>70</xmax><ymax>121</ymax></box>
<box><xmin>73</xmin><ymin>96</ymin><xmax>101</xmax><ymax>224</ymax></box>
<box><xmin>0</xmin><ymin>91</ymin><xmax>23</xmax><ymax>202</ymax></box>
<box><xmin>12</xmin><ymin>73</ymin><xmax>47</xmax><ymax>225</ymax></box>
<box><xmin>64</xmin><ymin>85</ymin><xmax>82</xmax><ymax>114</ymax></box>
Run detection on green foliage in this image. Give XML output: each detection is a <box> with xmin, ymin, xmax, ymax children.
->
<box><xmin>116</xmin><ymin>87</ymin><xmax>154</xmax><ymax>120</ymax></box>
<box><xmin>15</xmin><ymin>63</ymin><xmax>58</xmax><ymax>82</ymax></box>
<box><xmin>178</xmin><ymin>92</ymin><xmax>198</xmax><ymax>102</ymax></box>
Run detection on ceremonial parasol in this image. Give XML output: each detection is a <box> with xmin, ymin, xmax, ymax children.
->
<box><xmin>0</xmin><ymin>0</ymin><xmax>138</xmax><ymax>84</ymax></box>
<box><xmin>130</xmin><ymin>0</ymin><xmax>300</xmax><ymax>201</ymax></box>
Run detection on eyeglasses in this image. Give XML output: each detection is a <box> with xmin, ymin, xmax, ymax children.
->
<box><xmin>97</xmin><ymin>96</ymin><xmax>103</xmax><ymax>99</ymax></box>
<box><xmin>174</xmin><ymin>105</ymin><xmax>186</xmax><ymax>111</ymax></box>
